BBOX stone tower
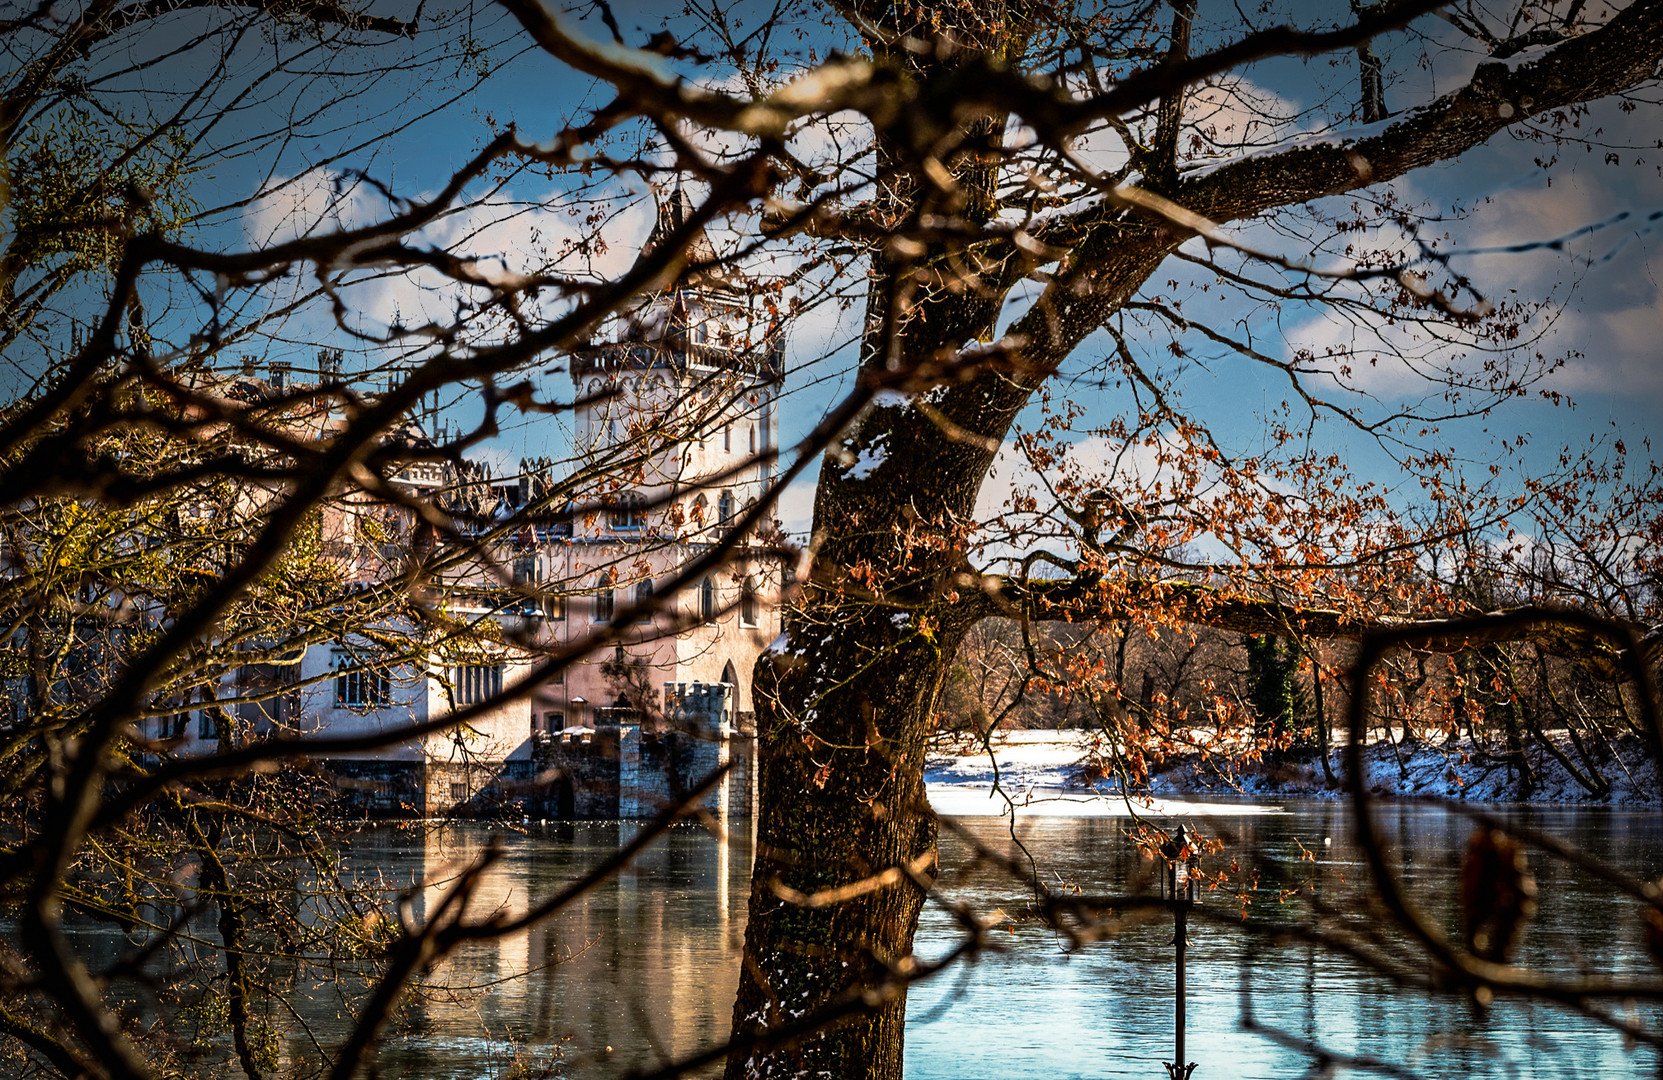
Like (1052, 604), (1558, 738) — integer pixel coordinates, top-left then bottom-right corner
(537, 183), (788, 740)
(568, 184), (784, 543)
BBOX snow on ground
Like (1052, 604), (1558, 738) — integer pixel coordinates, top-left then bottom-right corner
(1177, 734), (1663, 805)
(925, 731), (1286, 818)
(925, 729), (1660, 818)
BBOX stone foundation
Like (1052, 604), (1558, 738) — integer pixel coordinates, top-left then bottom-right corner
(318, 682), (756, 819)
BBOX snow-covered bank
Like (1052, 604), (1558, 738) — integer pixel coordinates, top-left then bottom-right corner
(925, 731), (1286, 818)
(1157, 733), (1662, 805)
(924, 730), (1660, 816)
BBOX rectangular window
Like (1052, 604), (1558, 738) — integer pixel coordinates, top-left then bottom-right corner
(198, 711), (218, 738)
(723, 425), (732, 451)
(545, 711), (565, 733)
(593, 589), (615, 622)
(544, 593), (567, 620)
(335, 651), (391, 708)
(450, 782), (469, 800)
(749, 425), (756, 453)
(454, 663), (504, 705)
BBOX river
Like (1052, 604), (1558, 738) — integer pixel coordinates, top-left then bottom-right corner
(73, 798), (1663, 1078)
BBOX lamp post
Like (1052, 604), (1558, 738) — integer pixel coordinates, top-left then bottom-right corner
(1162, 825), (1198, 1080)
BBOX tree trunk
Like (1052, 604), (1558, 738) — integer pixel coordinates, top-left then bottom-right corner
(724, 610), (957, 1078)
(724, 355), (993, 1078)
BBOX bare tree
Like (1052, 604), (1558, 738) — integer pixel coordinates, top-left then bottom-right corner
(2, 0), (1663, 1078)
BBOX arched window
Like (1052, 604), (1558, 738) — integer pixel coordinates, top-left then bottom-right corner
(593, 588), (614, 623)
(739, 577), (759, 627)
(634, 579), (654, 623)
(700, 577), (716, 623)
(691, 493), (708, 525)
(718, 490), (734, 523)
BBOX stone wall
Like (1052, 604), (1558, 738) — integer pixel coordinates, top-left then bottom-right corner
(319, 682), (755, 819)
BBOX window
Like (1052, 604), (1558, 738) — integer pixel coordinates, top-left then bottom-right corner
(609, 492), (645, 531)
(749, 425), (756, 453)
(544, 593), (567, 620)
(718, 490), (734, 523)
(739, 579), (759, 627)
(634, 579), (655, 623)
(335, 652), (391, 708)
(593, 588), (615, 623)
(513, 554), (537, 586)
(450, 782), (469, 801)
(700, 577), (716, 623)
(544, 711), (565, 733)
(159, 712), (188, 739)
(723, 425), (732, 451)
(691, 493), (708, 524)
(454, 663), (504, 705)
(198, 710), (220, 738)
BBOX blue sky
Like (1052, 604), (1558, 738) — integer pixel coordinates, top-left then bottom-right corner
(102, 0), (1662, 543)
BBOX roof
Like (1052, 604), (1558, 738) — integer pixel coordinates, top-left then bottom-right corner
(644, 182), (732, 292)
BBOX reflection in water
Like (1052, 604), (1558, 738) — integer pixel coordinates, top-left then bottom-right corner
(321, 820), (754, 1079)
(250, 803), (1659, 1078)
(909, 803), (1663, 1080)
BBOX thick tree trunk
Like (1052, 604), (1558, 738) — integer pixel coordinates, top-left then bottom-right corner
(723, 610), (956, 1078)
(724, 376), (992, 1079)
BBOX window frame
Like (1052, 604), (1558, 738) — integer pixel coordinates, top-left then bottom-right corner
(739, 578), (759, 627)
(335, 650), (392, 710)
(699, 576), (716, 623)
(453, 662), (505, 705)
(609, 491), (646, 531)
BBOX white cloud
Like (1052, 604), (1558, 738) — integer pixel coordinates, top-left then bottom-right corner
(1181, 80), (1302, 159)
(252, 176), (658, 340)
(1279, 168), (1663, 407)
(243, 168), (383, 247)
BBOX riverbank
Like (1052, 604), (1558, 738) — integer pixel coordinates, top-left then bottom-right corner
(925, 729), (1661, 805)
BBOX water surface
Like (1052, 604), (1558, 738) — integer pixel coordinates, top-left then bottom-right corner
(90, 800), (1663, 1078)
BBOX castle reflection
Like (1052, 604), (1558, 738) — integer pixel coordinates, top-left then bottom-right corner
(314, 819), (754, 1079)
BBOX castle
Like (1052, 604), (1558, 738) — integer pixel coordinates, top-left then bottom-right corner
(156, 188), (787, 818)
